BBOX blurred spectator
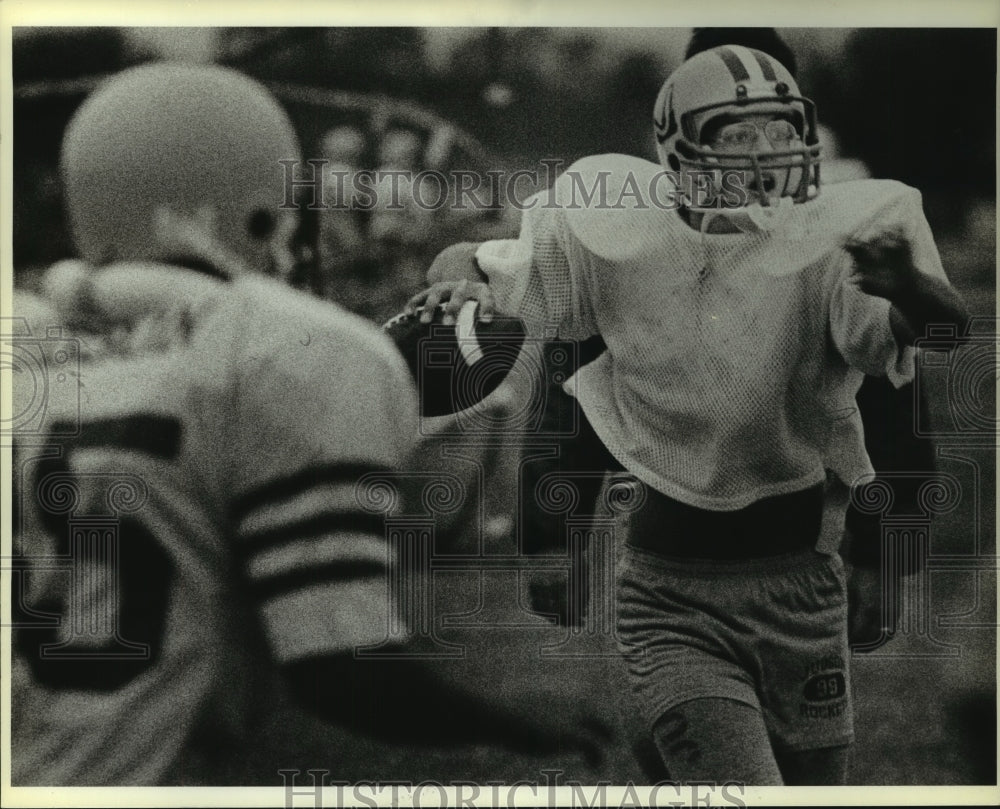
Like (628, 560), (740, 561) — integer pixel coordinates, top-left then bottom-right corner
(370, 127), (431, 249)
(315, 124), (371, 297)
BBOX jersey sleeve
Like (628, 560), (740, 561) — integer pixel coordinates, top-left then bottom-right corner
(225, 283), (419, 665)
(829, 185), (948, 387)
(474, 177), (599, 341)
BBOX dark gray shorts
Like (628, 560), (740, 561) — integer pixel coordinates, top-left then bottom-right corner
(616, 545), (853, 752)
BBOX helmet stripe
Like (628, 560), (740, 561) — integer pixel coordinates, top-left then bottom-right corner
(751, 50), (778, 81)
(654, 85), (678, 142)
(716, 47), (750, 82)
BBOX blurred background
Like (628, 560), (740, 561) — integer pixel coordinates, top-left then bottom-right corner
(13, 27), (996, 316)
(10, 26), (997, 788)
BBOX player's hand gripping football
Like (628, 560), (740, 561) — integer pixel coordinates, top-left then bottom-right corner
(406, 280), (497, 327)
(408, 242), (497, 326)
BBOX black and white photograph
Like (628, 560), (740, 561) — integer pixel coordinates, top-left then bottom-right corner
(2, 2), (997, 806)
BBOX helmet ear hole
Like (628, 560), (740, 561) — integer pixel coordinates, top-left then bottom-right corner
(667, 154), (680, 171)
(247, 209), (275, 240)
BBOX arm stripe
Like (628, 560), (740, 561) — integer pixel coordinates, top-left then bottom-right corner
(249, 560), (386, 601)
(231, 462), (390, 522)
(237, 510), (386, 557)
(51, 416), (181, 460)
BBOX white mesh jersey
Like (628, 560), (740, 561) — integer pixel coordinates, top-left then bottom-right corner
(476, 154), (950, 510)
(10, 272), (416, 785)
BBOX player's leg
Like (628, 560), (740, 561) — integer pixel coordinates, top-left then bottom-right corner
(750, 549), (854, 786)
(619, 486), (854, 786)
(616, 542), (787, 785)
(652, 697), (784, 785)
(775, 744), (850, 785)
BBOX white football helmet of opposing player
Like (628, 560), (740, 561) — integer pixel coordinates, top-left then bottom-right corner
(61, 63), (302, 278)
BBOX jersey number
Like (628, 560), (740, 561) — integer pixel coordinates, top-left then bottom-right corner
(15, 416), (180, 691)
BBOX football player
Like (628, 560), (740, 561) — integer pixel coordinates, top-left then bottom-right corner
(9, 62), (606, 785)
(408, 45), (969, 785)
(423, 27), (924, 647)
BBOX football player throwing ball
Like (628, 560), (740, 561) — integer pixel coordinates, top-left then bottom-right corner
(409, 45), (969, 786)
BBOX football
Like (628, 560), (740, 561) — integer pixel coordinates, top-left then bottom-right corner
(383, 301), (527, 417)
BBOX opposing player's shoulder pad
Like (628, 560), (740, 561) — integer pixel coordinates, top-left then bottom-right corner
(216, 279), (422, 491)
(194, 276), (416, 426)
(383, 301), (527, 417)
(235, 275), (409, 369)
(554, 153), (678, 263)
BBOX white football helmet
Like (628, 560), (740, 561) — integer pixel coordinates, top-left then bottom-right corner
(653, 45), (821, 228)
(61, 63), (302, 276)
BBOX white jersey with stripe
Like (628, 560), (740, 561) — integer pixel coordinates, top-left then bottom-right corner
(476, 154), (950, 510)
(10, 272), (417, 785)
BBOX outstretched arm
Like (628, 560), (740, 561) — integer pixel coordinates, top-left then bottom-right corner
(845, 232), (970, 346)
(415, 193), (600, 343)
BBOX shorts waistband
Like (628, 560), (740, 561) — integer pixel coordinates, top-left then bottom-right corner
(623, 544), (836, 577)
(627, 483), (824, 561)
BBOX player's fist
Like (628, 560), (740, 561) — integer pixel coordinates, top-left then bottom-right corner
(844, 229), (918, 301)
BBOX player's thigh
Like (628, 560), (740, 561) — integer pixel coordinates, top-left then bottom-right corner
(775, 744), (850, 786)
(652, 697), (783, 786)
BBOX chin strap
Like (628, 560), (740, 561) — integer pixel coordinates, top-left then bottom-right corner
(690, 195), (799, 234)
(741, 196), (796, 231)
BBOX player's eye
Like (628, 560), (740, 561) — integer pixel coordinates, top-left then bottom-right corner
(763, 120), (798, 145)
(709, 120), (801, 150)
(711, 123), (760, 149)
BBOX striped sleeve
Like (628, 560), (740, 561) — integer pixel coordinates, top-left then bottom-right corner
(231, 462), (398, 663)
(229, 292), (418, 664)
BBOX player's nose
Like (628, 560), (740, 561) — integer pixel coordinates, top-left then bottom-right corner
(754, 134), (777, 152)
